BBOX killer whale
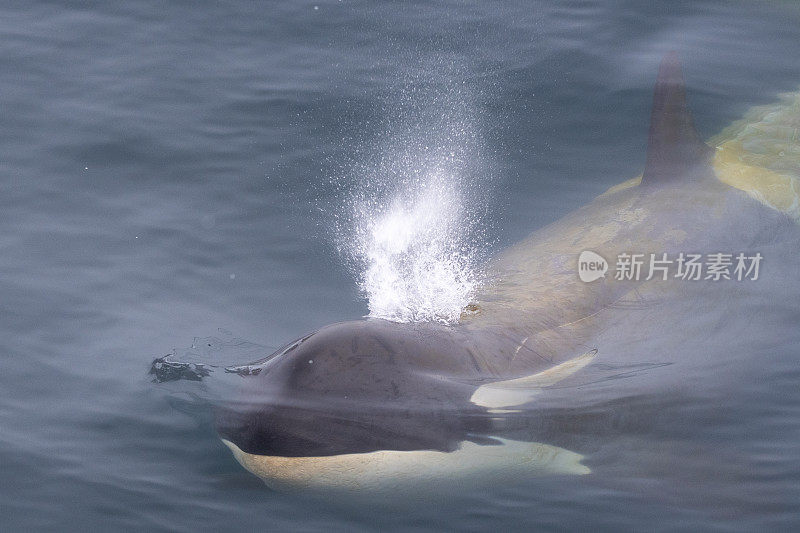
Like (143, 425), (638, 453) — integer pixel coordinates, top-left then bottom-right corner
(209, 53), (800, 491)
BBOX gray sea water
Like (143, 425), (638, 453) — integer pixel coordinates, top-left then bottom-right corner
(2, 1), (800, 531)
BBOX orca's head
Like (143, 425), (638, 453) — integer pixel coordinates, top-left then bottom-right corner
(215, 319), (489, 459)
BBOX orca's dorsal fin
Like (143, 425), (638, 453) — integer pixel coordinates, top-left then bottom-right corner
(642, 52), (713, 186)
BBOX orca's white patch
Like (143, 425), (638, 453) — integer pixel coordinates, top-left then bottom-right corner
(470, 349), (597, 410)
(221, 437), (589, 492)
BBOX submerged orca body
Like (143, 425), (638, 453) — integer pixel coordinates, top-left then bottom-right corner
(216, 54), (800, 491)
(216, 318), (596, 491)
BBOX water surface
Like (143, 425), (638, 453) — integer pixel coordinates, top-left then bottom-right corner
(2, 1), (800, 531)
